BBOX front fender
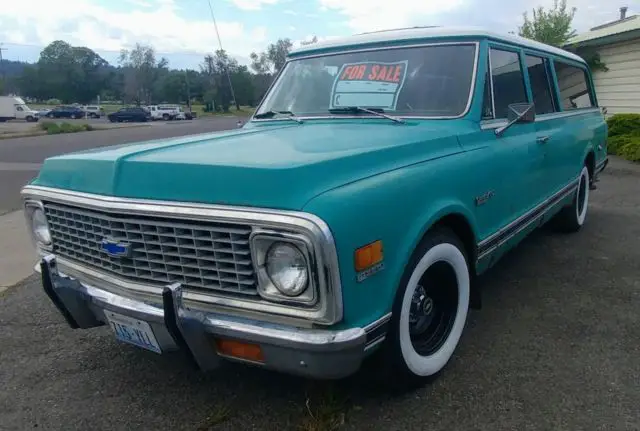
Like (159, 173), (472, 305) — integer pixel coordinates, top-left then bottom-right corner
(303, 153), (479, 330)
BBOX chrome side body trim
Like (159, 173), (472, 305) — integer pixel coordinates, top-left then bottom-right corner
(595, 157), (608, 174)
(477, 178), (579, 260)
(480, 108), (602, 130)
(363, 312), (392, 352)
(251, 42), (480, 122)
(21, 185), (343, 326)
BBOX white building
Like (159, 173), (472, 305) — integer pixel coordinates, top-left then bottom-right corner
(565, 7), (640, 115)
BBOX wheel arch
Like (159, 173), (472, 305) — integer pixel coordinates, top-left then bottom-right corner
(585, 150), (596, 183)
(403, 204), (481, 309)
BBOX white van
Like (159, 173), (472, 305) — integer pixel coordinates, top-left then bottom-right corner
(0, 96), (40, 122)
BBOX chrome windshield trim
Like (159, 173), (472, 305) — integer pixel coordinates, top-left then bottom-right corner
(251, 41), (480, 122)
(21, 185), (343, 325)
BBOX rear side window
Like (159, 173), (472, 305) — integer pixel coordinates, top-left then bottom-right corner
(525, 55), (556, 115)
(489, 48), (528, 118)
(553, 61), (594, 110)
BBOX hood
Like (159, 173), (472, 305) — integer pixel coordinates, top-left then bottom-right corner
(32, 120), (471, 210)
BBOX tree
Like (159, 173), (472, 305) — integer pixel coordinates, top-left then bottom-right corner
(119, 44), (168, 104)
(25, 41), (111, 103)
(518, 0), (577, 47)
(201, 50), (243, 112)
(249, 38), (293, 75)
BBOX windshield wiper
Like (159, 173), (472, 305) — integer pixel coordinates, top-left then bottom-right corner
(254, 110), (303, 123)
(328, 106), (405, 124)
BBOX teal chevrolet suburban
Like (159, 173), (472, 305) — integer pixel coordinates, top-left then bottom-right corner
(21, 27), (608, 388)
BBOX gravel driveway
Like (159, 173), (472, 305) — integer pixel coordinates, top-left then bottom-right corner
(0, 158), (638, 431)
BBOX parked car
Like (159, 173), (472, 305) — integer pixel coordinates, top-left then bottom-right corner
(21, 27), (608, 388)
(81, 105), (104, 119)
(0, 96), (40, 122)
(107, 107), (152, 122)
(37, 109), (51, 118)
(46, 106), (86, 119)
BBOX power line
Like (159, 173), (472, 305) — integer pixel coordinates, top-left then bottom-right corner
(206, 0), (239, 111)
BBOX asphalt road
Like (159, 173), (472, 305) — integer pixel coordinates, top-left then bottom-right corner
(0, 158), (638, 431)
(0, 116), (244, 214)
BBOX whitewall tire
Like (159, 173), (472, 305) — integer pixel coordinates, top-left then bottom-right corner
(555, 165), (590, 232)
(377, 227), (470, 388)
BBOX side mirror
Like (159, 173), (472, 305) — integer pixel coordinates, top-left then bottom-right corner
(496, 102), (535, 137)
(237, 120), (244, 128)
(601, 106), (608, 115)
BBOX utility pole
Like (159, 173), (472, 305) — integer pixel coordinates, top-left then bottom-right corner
(184, 69), (191, 111)
(0, 43), (7, 95)
(207, 0), (240, 111)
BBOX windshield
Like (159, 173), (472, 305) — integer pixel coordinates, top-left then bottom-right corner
(256, 43), (477, 119)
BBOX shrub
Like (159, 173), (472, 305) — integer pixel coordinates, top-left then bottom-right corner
(38, 121), (93, 135)
(38, 121), (60, 134)
(606, 113), (640, 137)
(616, 136), (640, 162)
(607, 134), (633, 155)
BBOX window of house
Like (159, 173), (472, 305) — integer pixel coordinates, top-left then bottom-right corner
(525, 55), (556, 115)
(553, 61), (594, 110)
(489, 48), (528, 118)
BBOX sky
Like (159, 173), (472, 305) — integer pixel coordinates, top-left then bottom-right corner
(0, 0), (638, 70)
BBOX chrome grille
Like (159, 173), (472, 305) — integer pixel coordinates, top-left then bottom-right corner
(43, 201), (257, 295)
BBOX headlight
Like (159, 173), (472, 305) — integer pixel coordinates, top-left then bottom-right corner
(251, 231), (317, 305)
(24, 202), (52, 250)
(31, 208), (52, 245)
(265, 242), (309, 296)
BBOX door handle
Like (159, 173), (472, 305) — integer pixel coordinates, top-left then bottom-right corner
(536, 136), (550, 144)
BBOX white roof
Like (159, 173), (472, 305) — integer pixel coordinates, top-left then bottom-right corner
(290, 26), (585, 64)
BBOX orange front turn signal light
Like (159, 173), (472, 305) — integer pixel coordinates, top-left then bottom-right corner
(215, 339), (264, 363)
(354, 240), (383, 272)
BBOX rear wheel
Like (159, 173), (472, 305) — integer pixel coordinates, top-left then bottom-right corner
(375, 227), (470, 390)
(553, 166), (590, 232)
(162, 113), (170, 121)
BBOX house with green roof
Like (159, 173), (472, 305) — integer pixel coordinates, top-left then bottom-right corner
(565, 7), (640, 115)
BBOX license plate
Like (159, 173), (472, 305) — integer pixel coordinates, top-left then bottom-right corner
(104, 310), (161, 354)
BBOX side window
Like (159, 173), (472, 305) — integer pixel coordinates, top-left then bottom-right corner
(525, 55), (556, 115)
(489, 48), (528, 118)
(553, 61), (594, 110)
(16, 106), (24, 112)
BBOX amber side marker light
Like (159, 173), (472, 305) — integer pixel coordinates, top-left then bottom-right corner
(215, 338), (264, 363)
(354, 240), (384, 272)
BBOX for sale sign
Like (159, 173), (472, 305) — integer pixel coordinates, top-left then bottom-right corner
(329, 61), (408, 110)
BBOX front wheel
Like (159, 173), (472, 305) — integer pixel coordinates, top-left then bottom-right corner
(553, 166), (590, 232)
(375, 227), (470, 389)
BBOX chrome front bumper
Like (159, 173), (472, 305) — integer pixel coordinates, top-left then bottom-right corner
(37, 255), (388, 379)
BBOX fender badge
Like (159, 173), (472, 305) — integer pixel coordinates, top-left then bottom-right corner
(475, 190), (495, 206)
(356, 262), (384, 283)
